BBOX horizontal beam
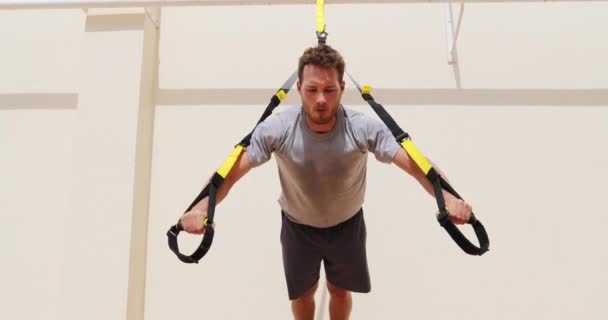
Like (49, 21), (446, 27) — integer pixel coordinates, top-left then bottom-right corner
(156, 88), (608, 106)
(0, 0), (604, 10)
(0, 93), (78, 109)
(2, 89), (606, 108)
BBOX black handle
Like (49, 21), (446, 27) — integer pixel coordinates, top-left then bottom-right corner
(434, 177), (490, 256)
(167, 182), (218, 264)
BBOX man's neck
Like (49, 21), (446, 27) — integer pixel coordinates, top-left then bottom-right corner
(305, 115), (337, 133)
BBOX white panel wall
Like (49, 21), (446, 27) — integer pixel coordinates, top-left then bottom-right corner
(148, 104), (608, 320)
(147, 3), (608, 320)
(1, 2), (607, 320)
(0, 9), (83, 320)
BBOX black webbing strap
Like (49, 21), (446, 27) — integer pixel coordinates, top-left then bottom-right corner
(237, 72), (298, 147)
(347, 72), (490, 255)
(167, 71), (298, 263)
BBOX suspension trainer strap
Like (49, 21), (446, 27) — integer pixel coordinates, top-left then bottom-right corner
(347, 72), (489, 256)
(316, 0), (328, 44)
(167, 71), (298, 263)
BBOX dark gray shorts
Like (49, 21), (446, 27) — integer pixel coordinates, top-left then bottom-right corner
(280, 208), (371, 300)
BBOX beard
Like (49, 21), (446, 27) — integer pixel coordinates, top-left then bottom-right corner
(305, 107), (337, 125)
(310, 112), (334, 124)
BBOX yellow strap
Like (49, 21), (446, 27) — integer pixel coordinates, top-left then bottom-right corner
(362, 85), (372, 94)
(217, 145), (245, 178)
(400, 139), (433, 175)
(316, 0), (325, 33)
(276, 89), (287, 102)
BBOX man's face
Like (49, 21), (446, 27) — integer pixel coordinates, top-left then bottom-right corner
(297, 64), (345, 131)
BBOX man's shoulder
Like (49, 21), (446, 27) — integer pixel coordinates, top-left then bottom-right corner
(266, 105), (300, 124)
(256, 105), (300, 137)
(342, 106), (377, 126)
(277, 105), (302, 119)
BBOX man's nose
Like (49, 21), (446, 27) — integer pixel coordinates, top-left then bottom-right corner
(316, 92), (326, 105)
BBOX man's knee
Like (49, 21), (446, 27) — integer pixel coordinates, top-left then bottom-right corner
(293, 282), (319, 303)
(327, 282), (351, 300)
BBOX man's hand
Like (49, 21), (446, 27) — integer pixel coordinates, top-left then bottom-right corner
(180, 209), (207, 234)
(444, 193), (472, 225)
(176, 150), (252, 235)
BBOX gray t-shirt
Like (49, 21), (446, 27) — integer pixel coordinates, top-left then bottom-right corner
(247, 105), (401, 227)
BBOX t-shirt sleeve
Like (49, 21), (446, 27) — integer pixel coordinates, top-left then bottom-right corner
(246, 114), (286, 167)
(354, 113), (401, 163)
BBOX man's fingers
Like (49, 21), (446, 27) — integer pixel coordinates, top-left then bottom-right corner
(450, 209), (467, 224)
(455, 200), (472, 224)
(454, 217), (466, 225)
(185, 225), (204, 235)
(464, 203), (472, 223)
(445, 198), (474, 224)
(179, 210), (208, 234)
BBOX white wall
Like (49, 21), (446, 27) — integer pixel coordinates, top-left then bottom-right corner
(148, 3), (608, 320)
(0, 2), (607, 320)
(0, 9), (83, 320)
(147, 105), (608, 320)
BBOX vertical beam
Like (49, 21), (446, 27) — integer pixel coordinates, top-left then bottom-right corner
(127, 7), (160, 320)
(445, 2), (464, 64)
(61, 7), (159, 320)
(445, 2), (457, 63)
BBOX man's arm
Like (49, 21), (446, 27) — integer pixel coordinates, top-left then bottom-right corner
(392, 148), (472, 224)
(180, 150), (253, 234)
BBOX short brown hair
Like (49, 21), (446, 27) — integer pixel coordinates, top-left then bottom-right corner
(298, 45), (345, 82)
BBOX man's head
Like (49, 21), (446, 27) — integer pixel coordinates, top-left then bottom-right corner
(297, 45), (346, 132)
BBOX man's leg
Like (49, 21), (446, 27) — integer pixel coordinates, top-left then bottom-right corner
(281, 211), (324, 318)
(327, 281), (352, 320)
(291, 282), (319, 320)
(324, 209), (370, 320)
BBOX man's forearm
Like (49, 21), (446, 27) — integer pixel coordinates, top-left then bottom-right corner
(394, 149), (451, 199)
(191, 178), (234, 213)
(190, 152), (251, 214)
(411, 167), (436, 198)
(411, 161), (451, 200)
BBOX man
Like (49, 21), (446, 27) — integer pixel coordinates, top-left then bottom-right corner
(180, 45), (472, 320)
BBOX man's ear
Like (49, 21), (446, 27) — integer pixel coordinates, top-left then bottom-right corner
(340, 80), (345, 92)
(297, 80), (302, 92)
